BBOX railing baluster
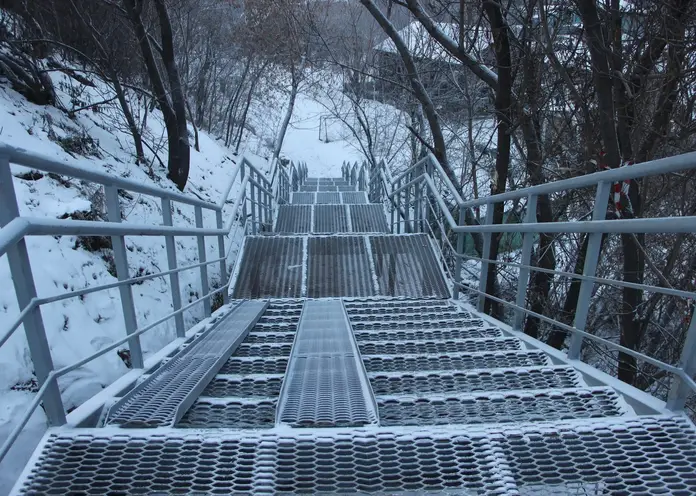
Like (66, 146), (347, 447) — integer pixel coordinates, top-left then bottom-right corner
(250, 173), (258, 235)
(567, 181), (611, 359)
(161, 198), (185, 338)
(105, 185), (144, 369)
(667, 309), (696, 411)
(477, 202), (495, 313)
(216, 209), (229, 305)
(0, 156), (66, 425)
(514, 194), (538, 331)
(195, 206), (211, 317)
(453, 205), (465, 299)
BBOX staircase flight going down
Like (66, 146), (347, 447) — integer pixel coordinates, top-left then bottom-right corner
(9, 167), (696, 495)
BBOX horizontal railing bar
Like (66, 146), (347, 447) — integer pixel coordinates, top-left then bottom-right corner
(217, 158), (244, 210)
(55, 284), (229, 378)
(454, 281), (687, 378)
(34, 256), (226, 308)
(457, 252), (696, 301)
(22, 217), (226, 238)
(0, 144), (220, 211)
(390, 155), (431, 185)
(224, 175), (249, 232)
(0, 298), (37, 349)
(0, 217), (30, 258)
(247, 177), (273, 197)
(459, 151), (696, 209)
(451, 216), (696, 234)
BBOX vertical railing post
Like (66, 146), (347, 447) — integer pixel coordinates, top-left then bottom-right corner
(396, 177), (402, 234)
(667, 309), (696, 411)
(241, 160), (248, 231)
(404, 174), (411, 233)
(250, 174), (258, 235)
(105, 185), (144, 368)
(568, 181), (611, 359)
(161, 198), (185, 338)
(216, 209), (229, 305)
(413, 162), (422, 233)
(514, 194), (538, 331)
(477, 203), (494, 313)
(453, 205), (465, 299)
(0, 156), (66, 425)
(195, 206), (212, 317)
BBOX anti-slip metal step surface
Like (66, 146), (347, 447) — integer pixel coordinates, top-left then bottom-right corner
(232, 237), (303, 299)
(353, 326), (504, 342)
(275, 204), (390, 234)
(349, 204), (389, 233)
(357, 337), (523, 355)
(306, 236), (374, 297)
(290, 191), (368, 204)
(277, 299), (378, 427)
(362, 350), (552, 372)
(275, 205), (311, 233)
(16, 416), (696, 494)
(314, 204), (348, 232)
(104, 300), (268, 427)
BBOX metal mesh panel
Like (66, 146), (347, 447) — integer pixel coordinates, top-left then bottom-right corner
(337, 185), (357, 191)
(370, 234), (450, 298)
(353, 327), (503, 342)
(315, 192), (341, 204)
(201, 375), (284, 397)
(219, 357), (289, 375)
(233, 237), (303, 299)
(368, 367), (582, 395)
(178, 399), (277, 428)
(17, 417), (696, 495)
(363, 351), (552, 372)
(316, 185), (339, 192)
(244, 331), (296, 344)
(341, 192), (368, 204)
(499, 416), (696, 495)
(275, 205), (311, 233)
(234, 343), (293, 357)
(278, 300), (378, 427)
(105, 301), (267, 427)
(358, 337), (522, 355)
(290, 192), (315, 204)
(306, 236), (374, 297)
(300, 184), (319, 192)
(313, 205), (348, 233)
(343, 298), (452, 311)
(349, 204), (389, 233)
(378, 387), (627, 426)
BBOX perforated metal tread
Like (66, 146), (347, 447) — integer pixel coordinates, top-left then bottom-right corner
(290, 191), (369, 205)
(358, 337), (522, 355)
(377, 387), (629, 426)
(368, 366), (582, 395)
(314, 204), (348, 233)
(370, 234), (451, 298)
(350, 204), (389, 233)
(177, 398), (277, 428)
(354, 327), (503, 342)
(233, 237), (303, 299)
(218, 356), (289, 375)
(277, 300), (378, 427)
(362, 350), (552, 372)
(306, 236), (374, 297)
(16, 416), (696, 495)
(201, 375), (284, 398)
(105, 301), (269, 427)
(275, 205), (311, 233)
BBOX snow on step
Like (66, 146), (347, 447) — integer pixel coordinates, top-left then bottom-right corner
(15, 416), (696, 495)
(277, 299), (378, 427)
(104, 300), (269, 428)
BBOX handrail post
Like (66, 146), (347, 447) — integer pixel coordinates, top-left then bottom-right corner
(216, 209), (229, 305)
(0, 156), (66, 425)
(477, 203), (494, 312)
(413, 164), (422, 233)
(195, 206), (211, 317)
(453, 205), (466, 299)
(568, 181), (611, 359)
(241, 160), (248, 231)
(667, 309), (696, 411)
(105, 185), (144, 368)
(161, 198), (185, 338)
(250, 173), (258, 235)
(514, 194), (538, 330)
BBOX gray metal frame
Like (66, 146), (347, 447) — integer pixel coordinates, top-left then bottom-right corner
(363, 150), (696, 413)
(0, 143), (302, 465)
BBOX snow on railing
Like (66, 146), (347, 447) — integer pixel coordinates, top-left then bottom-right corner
(0, 143), (300, 465)
(366, 150), (696, 413)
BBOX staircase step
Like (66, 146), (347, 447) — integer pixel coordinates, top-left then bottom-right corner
(201, 374), (284, 398)
(316, 192), (341, 203)
(314, 204), (348, 232)
(353, 326), (503, 341)
(277, 300), (378, 427)
(343, 298), (453, 310)
(358, 337), (523, 355)
(351, 318), (487, 332)
(234, 342), (293, 357)
(349, 204), (389, 233)
(232, 237), (304, 299)
(306, 236), (375, 297)
(244, 331), (296, 344)
(370, 234), (450, 298)
(377, 387), (629, 426)
(363, 350), (552, 372)
(17, 417), (696, 494)
(275, 205), (311, 233)
(177, 397), (277, 428)
(341, 191), (368, 204)
(219, 356), (289, 375)
(104, 300), (268, 428)
(367, 366), (582, 395)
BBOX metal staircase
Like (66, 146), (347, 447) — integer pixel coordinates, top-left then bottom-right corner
(3, 146), (696, 494)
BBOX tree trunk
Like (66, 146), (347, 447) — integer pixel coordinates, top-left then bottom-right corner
(274, 68), (299, 160)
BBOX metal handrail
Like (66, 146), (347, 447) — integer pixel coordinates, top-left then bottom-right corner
(0, 140), (288, 468)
